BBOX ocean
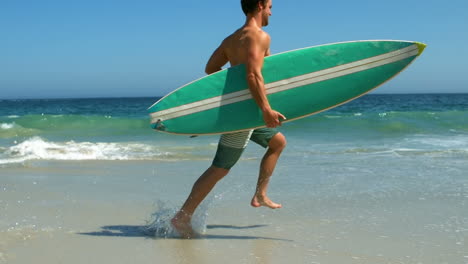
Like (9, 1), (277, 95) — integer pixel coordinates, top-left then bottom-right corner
(1, 94), (468, 263)
(1, 94), (467, 165)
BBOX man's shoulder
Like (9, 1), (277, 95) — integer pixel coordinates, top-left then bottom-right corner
(254, 29), (270, 48)
(241, 26), (270, 44)
(258, 30), (270, 42)
(220, 26), (270, 50)
(246, 26), (269, 38)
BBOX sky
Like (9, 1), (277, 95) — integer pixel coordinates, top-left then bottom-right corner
(1, 0), (467, 99)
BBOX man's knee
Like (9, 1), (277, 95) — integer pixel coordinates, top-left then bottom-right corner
(208, 165), (230, 181)
(269, 133), (286, 151)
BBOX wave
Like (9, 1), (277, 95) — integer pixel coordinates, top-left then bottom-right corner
(296, 146), (468, 158)
(0, 115), (150, 139)
(0, 137), (214, 165)
(1, 133), (467, 166)
(2, 110), (467, 138)
(285, 110), (468, 136)
(0, 122), (41, 138)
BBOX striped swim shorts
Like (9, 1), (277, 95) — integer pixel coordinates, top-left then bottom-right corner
(212, 128), (278, 170)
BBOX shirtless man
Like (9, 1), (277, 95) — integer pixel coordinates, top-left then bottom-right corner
(171, 0), (286, 238)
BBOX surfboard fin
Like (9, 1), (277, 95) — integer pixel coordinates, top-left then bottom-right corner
(155, 119), (166, 131)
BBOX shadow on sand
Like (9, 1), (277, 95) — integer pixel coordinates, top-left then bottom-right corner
(78, 224), (292, 241)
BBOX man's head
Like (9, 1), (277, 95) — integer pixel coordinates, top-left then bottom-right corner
(241, 0), (272, 26)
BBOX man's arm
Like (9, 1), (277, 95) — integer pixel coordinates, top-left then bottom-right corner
(205, 44), (229, 75)
(245, 32), (285, 128)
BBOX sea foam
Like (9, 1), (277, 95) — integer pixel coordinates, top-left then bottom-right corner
(0, 137), (180, 164)
(0, 123), (14, 130)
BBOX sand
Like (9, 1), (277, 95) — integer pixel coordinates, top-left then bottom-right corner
(1, 160), (467, 263)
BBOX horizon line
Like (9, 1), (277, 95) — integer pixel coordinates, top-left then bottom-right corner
(1, 92), (467, 101)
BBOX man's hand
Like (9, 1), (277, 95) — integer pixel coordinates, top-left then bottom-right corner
(262, 109), (286, 128)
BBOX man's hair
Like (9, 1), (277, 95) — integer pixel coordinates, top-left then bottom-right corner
(241, 0), (267, 15)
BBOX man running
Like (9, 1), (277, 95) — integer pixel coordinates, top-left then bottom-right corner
(171, 0), (286, 238)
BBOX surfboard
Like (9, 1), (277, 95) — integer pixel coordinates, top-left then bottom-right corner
(148, 40), (426, 135)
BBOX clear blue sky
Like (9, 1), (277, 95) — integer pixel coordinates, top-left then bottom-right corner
(1, 0), (467, 99)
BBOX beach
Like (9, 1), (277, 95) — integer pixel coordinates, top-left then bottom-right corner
(1, 94), (468, 263)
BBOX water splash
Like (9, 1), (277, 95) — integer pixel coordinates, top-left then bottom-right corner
(145, 200), (210, 238)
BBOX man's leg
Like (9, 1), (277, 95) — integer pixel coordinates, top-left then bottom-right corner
(171, 130), (252, 238)
(171, 165), (229, 239)
(251, 132), (286, 209)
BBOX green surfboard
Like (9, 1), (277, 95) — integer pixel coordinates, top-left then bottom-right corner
(148, 40), (426, 135)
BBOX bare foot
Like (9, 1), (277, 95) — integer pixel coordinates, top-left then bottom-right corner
(251, 195), (282, 209)
(171, 212), (196, 239)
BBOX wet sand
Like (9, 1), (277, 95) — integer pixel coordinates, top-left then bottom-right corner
(1, 160), (467, 263)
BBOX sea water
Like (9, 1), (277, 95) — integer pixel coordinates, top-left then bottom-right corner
(1, 94), (468, 263)
(1, 94), (467, 166)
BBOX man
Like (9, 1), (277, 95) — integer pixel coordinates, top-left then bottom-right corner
(171, 0), (286, 238)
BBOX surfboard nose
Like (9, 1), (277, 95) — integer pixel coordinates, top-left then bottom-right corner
(415, 42), (427, 56)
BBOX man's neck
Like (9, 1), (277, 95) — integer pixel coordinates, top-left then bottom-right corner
(244, 14), (263, 29)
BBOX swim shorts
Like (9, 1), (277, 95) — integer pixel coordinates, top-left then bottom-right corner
(212, 128), (278, 170)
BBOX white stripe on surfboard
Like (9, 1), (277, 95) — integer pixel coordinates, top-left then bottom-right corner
(150, 44), (419, 124)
